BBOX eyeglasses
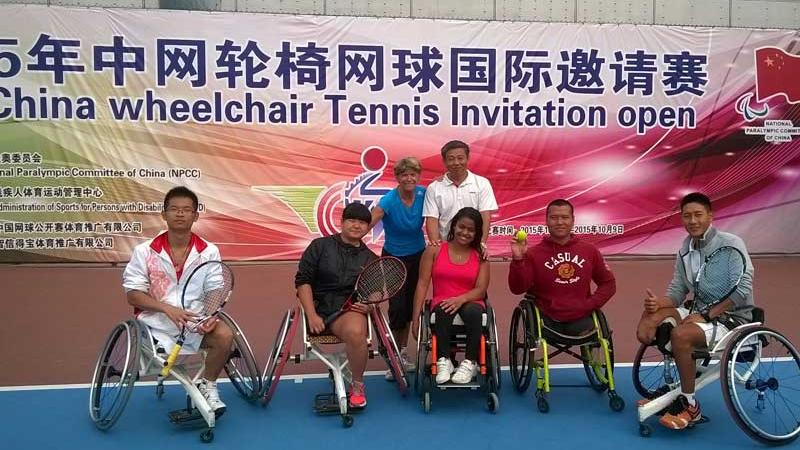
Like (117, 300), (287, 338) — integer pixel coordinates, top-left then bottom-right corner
(165, 207), (196, 214)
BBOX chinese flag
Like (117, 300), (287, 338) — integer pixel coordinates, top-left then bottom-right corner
(755, 47), (800, 104)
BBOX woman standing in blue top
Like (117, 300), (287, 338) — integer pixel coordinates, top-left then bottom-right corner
(370, 156), (426, 380)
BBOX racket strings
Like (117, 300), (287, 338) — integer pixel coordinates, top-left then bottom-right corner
(185, 263), (234, 331)
(356, 258), (406, 303)
(697, 248), (745, 303)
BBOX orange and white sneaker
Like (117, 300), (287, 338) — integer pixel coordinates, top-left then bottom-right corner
(659, 395), (702, 430)
(349, 381), (367, 408)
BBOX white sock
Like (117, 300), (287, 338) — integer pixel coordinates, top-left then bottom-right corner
(681, 392), (696, 406)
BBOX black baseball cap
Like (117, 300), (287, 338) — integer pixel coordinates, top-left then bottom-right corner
(342, 202), (372, 223)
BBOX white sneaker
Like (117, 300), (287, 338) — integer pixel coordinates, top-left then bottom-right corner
(435, 357), (454, 384)
(197, 378), (226, 416)
(451, 359), (478, 384)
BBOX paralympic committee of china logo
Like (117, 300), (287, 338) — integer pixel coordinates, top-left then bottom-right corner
(735, 46), (800, 142)
(251, 146), (391, 241)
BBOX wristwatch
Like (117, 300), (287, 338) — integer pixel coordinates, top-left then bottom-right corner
(701, 311), (712, 322)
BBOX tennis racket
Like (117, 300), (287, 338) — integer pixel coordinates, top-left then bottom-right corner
(690, 245), (746, 315)
(323, 256), (407, 327)
(159, 260), (235, 378)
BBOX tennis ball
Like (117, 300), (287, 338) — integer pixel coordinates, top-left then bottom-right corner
(515, 230), (527, 241)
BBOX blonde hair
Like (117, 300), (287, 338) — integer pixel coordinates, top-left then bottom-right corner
(393, 157), (422, 177)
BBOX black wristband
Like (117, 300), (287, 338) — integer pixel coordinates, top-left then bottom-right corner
(701, 311), (712, 322)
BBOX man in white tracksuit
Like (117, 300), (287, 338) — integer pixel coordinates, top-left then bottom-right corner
(123, 186), (233, 415)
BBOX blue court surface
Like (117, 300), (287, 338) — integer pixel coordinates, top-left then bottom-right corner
(2, 367), (794, 450)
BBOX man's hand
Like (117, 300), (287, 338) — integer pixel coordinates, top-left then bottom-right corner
(644, 288), (660, 314)
(163, 304), (198, 329)
(307, 312), (326, 334)
(350, 302), (372, 315)
(440, 297), (466, 315)
(195, 317), (220, 334)
(510, 237), (527, 260)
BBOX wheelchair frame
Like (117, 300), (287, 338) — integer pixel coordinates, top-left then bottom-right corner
(88, 311), (260, 443)
(633, 309), (800, 445)
(508, 296), (624, 413)
(261, 305), (408, 428)
(415, 299), (502, 414)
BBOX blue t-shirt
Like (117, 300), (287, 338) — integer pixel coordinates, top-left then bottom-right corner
(378, 186), (426, 257)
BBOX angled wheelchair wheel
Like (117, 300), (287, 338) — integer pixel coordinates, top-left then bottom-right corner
(509, 302), (534, 393)
(632, 343), (679, 399)
(486, 305), (502, 391)
(721, 326), (800, 445)
(414, 308), (431, 395)
(261, 307), (300, 406)
(582, 312), (613, 392)
(218, 311), (261, 401)
(89, 320), (140, 431)
(582, 339), (614, 393)
(372, 308), (409, 396)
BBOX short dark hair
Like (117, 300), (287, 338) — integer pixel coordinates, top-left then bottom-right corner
(546, 199), (574, 216)
(680, 192), (712, 211)
(163, 186), (199, 211)
(342, 202), (372, 224)
(446, 207), (483, 251)
(440, 140), (470, 159)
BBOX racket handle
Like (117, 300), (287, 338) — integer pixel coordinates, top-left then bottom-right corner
(159, 343), (182, 377)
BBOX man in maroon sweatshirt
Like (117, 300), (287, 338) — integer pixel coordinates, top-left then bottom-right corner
(508, 199), (616, 335)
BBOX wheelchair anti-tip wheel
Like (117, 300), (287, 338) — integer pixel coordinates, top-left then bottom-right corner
(89, 319), (140, 430)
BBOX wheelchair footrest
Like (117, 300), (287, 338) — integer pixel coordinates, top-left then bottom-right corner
(168, 408), (206, 426)
(313, 393), (363, 415)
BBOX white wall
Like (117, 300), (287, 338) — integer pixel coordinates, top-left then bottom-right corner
(1, 0), (798, 28)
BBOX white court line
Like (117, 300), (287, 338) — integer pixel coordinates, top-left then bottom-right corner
(0, 364), (608, 392)
(2, 358), (794, 392)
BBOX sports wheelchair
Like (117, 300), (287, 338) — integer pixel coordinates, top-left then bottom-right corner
(508, 295), (624, 413)
(633, 307), (800, 444)
(88, 311), (260, 443)
(261, 305), (408, 427)
(415, 299), (501, 413)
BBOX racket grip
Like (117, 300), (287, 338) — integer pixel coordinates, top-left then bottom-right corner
(159, 343), (182, 377)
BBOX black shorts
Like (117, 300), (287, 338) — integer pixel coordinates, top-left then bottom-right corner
(382, 248), (423, 331)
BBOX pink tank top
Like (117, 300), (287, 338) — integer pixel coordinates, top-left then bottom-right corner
(431, 242), (485, 310)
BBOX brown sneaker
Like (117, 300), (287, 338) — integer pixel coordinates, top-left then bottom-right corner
(659, 395), (701, 429)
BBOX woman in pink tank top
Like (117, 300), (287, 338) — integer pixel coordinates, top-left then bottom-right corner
(412, 207), (490, 385)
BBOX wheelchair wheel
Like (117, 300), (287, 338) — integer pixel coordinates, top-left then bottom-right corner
(632, 343), (678, 399)
(509, 301), (534, 393)
(415, 305), (431, 395)
(486, 305), (502, 392)
(582, 312), (613, 392)
(89, 320), (140, 431)
(721, 326), (800, 445)
(219, 311), (261, 401)
(581, 344), (608, 392)
(372, 308), (409, 396)
(261, 307), (300, 406)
